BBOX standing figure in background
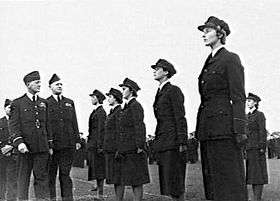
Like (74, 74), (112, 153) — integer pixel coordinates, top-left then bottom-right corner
(151, 59), (188, 201)
(187, 132), (199, 164)
(87, 90), (106, 201)
(245, 93), (268, 201)
(116, 78), (150, 201)
(103, 88), (122, 201)
(196, 16), (248, 201)
(0, 99), (17, 201)
(47, 74), (81, 201)
(9, 71), (53, 201)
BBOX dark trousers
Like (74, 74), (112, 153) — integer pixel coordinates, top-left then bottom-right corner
(157, 150), (186, 198)
(17, 152), (49, 201)
(200, 139), (248, 201)
(49, 148), (75, 201)
(0, 156), (17, 201)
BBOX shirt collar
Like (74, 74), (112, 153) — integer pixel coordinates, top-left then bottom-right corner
(212, 45), (224, 57)
(26, 92), (38, 101)
(5, 115), (9, 120)
(247, 107), (256, 114)
(52, 94), (62, 102)
(92, 103), (101, 110)
(159, 80), (170, 90)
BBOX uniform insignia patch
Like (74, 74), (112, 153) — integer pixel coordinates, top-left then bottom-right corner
(65, 103), (72, 107)
(39, 102), (46, 108)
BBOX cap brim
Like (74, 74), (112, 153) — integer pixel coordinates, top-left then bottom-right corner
(198, 24), (216, 31)
(151, 65), (157, 69)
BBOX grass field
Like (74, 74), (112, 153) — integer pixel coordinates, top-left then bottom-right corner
(26, 158), (280, 200)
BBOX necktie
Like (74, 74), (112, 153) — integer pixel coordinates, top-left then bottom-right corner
(32, 95), (36, 102)
(57, 95), (61, 102)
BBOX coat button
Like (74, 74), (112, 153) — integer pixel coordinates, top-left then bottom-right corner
(35, 112), (39, 115)
(204, 69), (208, 72)
(201, 80), (205, 84)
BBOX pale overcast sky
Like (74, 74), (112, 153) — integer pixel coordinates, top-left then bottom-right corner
(0, 0), (279, 135)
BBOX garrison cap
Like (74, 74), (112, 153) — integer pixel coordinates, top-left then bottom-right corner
(106, 88), (123, 104)
(49, 74), (61, 85)
(247, 93), (261, 102)
(23, 71), (40, 85)
(119, 78), (140, 92)
(89, 89), (106, 102)
(198, 16), (231, 36)
(151, 59), (176, 77)
(4, 99), (12, 107)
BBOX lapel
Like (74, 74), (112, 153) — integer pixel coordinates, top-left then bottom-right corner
(23, 94), (35, 107)
(153, 82), (171, 106)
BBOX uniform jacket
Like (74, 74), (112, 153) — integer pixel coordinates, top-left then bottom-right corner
(87, 106), (106, 150)
(47, 96), (80, 150)
(9, 94), (53, 153)
(196, 47), (246, 141)
(117, 98), (146, 153)
(0, 116), (12, 158)
(246, 110), (266, 150)
(152, 82), (188, 152)
(103, 105), (121, 153)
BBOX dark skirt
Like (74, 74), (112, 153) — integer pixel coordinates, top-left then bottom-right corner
(88, 150), (105, 180)
(118, 152), (150, 186)
(246, 149), (268, 184)
(157, 150), (187, 198)
(105, 153), (121, 184)
(200, 139), (248, 201)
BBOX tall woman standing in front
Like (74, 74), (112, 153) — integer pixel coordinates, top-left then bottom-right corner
(246, 93), (268, 201)
(196, 16), (248, 201)
(116, 78), (150, 201)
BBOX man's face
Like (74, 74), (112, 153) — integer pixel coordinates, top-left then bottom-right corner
(4, 105), (11, 116)
(91, 95), (98, 105)
(153, 67), (168, 81)
(246, 99), (256, 108)
(107, 94), (116, 106)
(122, 86), (131, 100)
(50, 81), (63, 95)
(27, 80), (41, 94)
(202, 27), (219, 47)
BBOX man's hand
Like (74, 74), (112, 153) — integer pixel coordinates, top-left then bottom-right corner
(49, 148), (53, 155)
(18, 143), (28, 153)
(235, 134), (248, 146)
(1, 145), (13, 155)
(137, 148), (143, 154)
(179, 145), (188, 152)
(76, 143), (81, 150)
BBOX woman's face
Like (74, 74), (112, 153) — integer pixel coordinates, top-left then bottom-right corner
(246, 99), (257, 108)
(107, 94), (116, 106)
(122, 86), (132, 100)
(202, 27), (219, 47)
(91, 95), (99, 105)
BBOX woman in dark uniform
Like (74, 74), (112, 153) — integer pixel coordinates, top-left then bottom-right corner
(116, 78), (150, 201)
(103, 88), (123, 200)
(87, 90), (107, 201)
(246, 93), (268, 201)
(196, 16), (248, 201)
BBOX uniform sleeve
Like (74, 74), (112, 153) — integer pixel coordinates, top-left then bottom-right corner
(46, 101), (54, 148)
(9, 101), (24, 147)
(257, 112), (267, 149)
(71, 101), (80, 144)
(96, 110), (106, 149)
(131, 103), (146, 149)
(170, 86), (188, 145)
(226, 54), (246, 135)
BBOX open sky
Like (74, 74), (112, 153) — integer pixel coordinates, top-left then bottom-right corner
(0, 0), (279, 136)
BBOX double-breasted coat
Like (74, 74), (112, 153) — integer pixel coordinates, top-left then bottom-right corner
(117, 98), (150, 186)
(103, 105), (121, 184)
(196, 47), (247, 201)
(9, 94), (52, 200)
(152, 82), (188, 197)
(87, 105), (106, 180)
(246, 110), (268, 184)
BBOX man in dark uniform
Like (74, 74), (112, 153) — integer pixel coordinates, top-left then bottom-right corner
(47, 74), (81, 201)
(151, 59), (188, 201)
(186, 132), (199, 164)
(196, 16), (248, 201)
(9, 71), (53, 201)
(0, 99), (17, 201)
(87, 90), (106, 201)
